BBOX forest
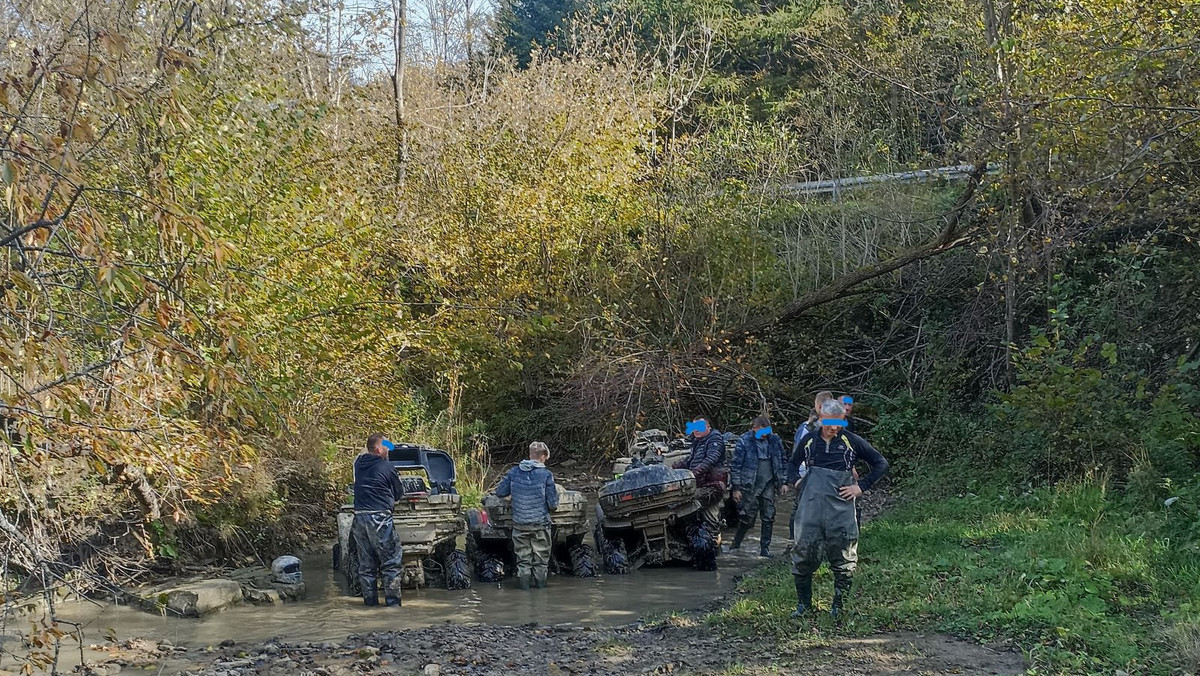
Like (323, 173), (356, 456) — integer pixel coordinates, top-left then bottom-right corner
(0, 0), (1197, 672)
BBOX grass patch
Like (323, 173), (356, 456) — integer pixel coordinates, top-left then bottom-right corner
(593, 637), (633, 656)
(709, 479), (1200, 675)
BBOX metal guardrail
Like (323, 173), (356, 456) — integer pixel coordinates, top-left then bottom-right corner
(779, 164), (991, 196)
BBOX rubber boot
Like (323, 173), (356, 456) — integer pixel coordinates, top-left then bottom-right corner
(516, 574), (531, 590)
(385, 594), (402, 607)
(831, 576), (852, 620)
(533, 574), (547, 589)
(731, 521), (752, 550)
(759, 520), (774, 558)
(790, 574), (812, 618)
(362, 582), (379, 607)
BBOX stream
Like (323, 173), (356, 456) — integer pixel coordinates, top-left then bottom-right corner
(2, 519), (791, 674)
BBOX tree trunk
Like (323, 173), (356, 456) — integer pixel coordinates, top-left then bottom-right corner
(391, 0), (408, 189)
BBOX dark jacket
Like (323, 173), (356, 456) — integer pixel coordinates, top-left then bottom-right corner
(731, 431), (786, 491)
(685, 430), (726, 475)
(789, 421), (818, 482)
(495, 460), (559, 526)
(788, 419), (858, 483)
(796, 430), (889, 492)
(353, 453), (405, 513)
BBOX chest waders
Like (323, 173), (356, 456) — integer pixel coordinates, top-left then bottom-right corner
(788, 466), (859, 618)
(352, 511), (405, 607)
(732, 456), (778, 557)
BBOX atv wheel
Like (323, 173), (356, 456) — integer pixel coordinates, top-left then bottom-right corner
(341, 535), (363, 596)
(474, 548), (506, 582)
(570, 543), (596, 578)
(444, 549), (472, 590)
(595, 525), (629, 575)
(689, 522), (718, 572)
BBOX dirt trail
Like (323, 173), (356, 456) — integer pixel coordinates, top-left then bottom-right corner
(74, 616), (1024, 676)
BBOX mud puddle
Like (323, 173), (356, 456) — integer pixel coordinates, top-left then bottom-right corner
(3, 519), (787, 674)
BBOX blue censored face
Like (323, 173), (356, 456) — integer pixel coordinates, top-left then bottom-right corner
(382, 440), (395, 451)
(685, 420), (708, 435)
(820, 419), (848, 427)
(841, 396), (854, 405)
(755, 426), (772, 439)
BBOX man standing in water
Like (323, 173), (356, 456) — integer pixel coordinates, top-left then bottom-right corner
(496, 441), (559, 589)
(352, 434), (406, 607)
(791, 399), (888, 619)
(731, 416), (787, 557)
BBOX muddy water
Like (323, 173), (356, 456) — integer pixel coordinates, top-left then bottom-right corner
(46, 519), (791, 651)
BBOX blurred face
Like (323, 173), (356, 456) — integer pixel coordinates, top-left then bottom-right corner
(687, 419), (710, 438)
(371, 441), (387, 458)
(844, 403), (853, 415)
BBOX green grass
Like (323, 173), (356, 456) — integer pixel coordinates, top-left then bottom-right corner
(709, 479), (1200, 675)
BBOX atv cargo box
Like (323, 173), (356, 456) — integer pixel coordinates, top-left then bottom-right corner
(468, 485), (595, 581)
(599, 463), (696, 520)
(482, 485), (589, 531)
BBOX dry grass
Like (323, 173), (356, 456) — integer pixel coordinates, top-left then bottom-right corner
(1171, 619), (1200, 672)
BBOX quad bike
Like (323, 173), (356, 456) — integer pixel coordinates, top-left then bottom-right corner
(333, 443), (472, 592)
(594, 430), (729, 574)
(465, 485), (595, 582)
(610, 429), (741, 536)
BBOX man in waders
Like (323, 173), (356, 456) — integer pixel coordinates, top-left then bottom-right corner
(731, 416), (787, 557)
(791, 399), (888, 619)
(678, 417), (728, 529)
(787, 391), (834, 540)
(495, 441), (559, 589)
(352, 434), (406, 606)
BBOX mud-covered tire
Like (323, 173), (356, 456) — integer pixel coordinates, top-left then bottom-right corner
(689, 522), (718, 572)
(595, 526), (629, 575)
(342, 536), (362, 596)
(474, 548), (507, 582)
(603, 538), (629, 575)
(570, 543), (596, 578)
(332, 542), (341, 570)
(444, 549), (472, 590)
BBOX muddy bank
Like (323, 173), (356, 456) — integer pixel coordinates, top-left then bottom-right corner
(76, 616), (1025, 676)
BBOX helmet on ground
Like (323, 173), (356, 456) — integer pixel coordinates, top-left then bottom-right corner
(271, 555), (302, 584)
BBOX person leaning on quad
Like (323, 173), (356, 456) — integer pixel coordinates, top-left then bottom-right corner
(352, 433), (406, 607)
(495, 441), (559, 590)
(676, 416), (728, 530)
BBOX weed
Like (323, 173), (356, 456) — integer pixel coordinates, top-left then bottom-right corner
(710, 478), (1200, 675)
(1170, 619), (1200, 673)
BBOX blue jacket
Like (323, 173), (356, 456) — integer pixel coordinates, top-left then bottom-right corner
(685, 429), (726, 475)
(731, 431), (786, 491)
(353, 453), (405, 512)
(495, 460), (559, 526)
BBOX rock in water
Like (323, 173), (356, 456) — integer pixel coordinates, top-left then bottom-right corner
(163, 580), (244, 617)
(423, 665), (441, 676)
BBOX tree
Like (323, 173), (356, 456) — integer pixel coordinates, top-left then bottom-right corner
(493, 0), (585, 67)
